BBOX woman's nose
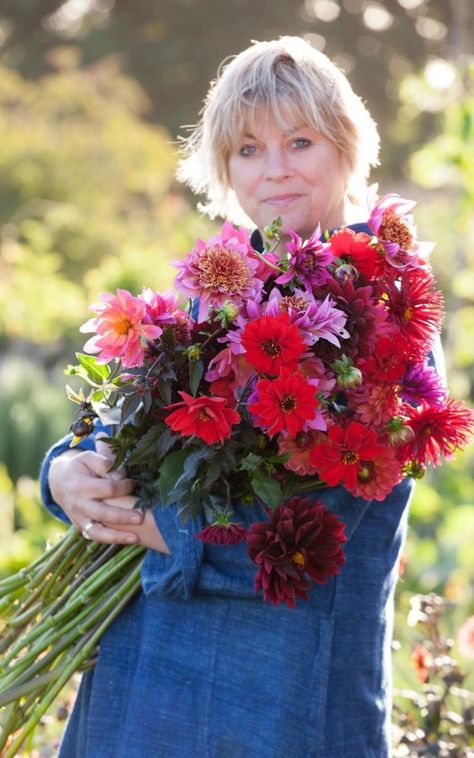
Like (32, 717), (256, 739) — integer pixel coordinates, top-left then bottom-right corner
(263, 149), (291, 181)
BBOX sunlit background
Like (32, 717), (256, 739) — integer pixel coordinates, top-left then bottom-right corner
(1, 1), (473, 754)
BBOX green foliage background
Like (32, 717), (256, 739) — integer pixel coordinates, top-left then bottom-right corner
(0, 1), (473, 752)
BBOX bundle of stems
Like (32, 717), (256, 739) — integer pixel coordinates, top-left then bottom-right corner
(0, 527), (144, 757)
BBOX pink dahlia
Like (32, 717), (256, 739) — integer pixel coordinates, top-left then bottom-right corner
(275, 226), (334, 290)
(348, 382), (401, 430)
(266, 287), (349, 348)
(367, 193), (434, 271)
(349, 447), (402, 501)
(173, 221), (263, 322)
(140, 288), (189, 327)
(247, 496), (347, 607)
(277, 430), (325, 476)
(80, 289), (163, 368)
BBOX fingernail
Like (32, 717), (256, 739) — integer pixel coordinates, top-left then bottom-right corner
(126, 535), (137, 543)
(131, 515), (143, 524)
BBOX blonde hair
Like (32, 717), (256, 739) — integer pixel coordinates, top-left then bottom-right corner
(177, 36), (380, 225)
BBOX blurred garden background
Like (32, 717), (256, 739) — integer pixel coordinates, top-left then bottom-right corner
(0, 0), (474, 754)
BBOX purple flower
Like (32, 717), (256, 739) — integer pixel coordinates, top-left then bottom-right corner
(275, 226), (334, 290)
(401, 363), (447, 407)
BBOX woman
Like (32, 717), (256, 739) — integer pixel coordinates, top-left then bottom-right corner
(41, 37), (416, 757)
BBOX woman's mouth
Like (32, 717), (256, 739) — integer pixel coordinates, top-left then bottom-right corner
(263, 194), (303, 207)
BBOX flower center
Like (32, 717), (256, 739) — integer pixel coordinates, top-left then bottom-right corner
(262, 339), (281, 357)
(301, 253), (317, 273)
(197, 245), (252, 294)
(357, 461), (375, 481)
(403, 307), (414, 321)
(280, 395), (297, 413)
(116, 317), (133, 336)
(280, 295), (309, 314)
(342, 450), (359, 465)
(378, 213), (414, 251)
(295, 431), (313, 449)
(198, 409), (211, 422)
(291, 549), (306, 567)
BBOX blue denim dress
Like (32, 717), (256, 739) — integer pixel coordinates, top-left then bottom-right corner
(41, 432), (414, 758)
(39, 222), (425, 757)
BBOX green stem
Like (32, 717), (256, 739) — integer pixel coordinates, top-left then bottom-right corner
(2, 565), (141, 758)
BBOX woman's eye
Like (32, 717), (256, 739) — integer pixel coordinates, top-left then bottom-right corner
(293, 138), (311, 149)
(239, 144), (257, 156)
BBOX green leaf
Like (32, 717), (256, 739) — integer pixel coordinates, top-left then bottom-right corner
(251, 468), (282, 510)
(120, 393), (143, 426)
(158, 449), (190, 505)
(126, 424), (167, 466)
(189, 360), (204, 397)
(239, 452), (263, 472)
(76, 353), (111, 383)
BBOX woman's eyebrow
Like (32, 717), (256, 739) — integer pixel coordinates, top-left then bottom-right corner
(242, 125), (305, 139)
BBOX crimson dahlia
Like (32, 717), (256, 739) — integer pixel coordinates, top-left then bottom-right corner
(247, 496), (347, 607)
(309, 421), (385, 491)
(248, 369), (322, 437)
(241, 313), (306, 375)
(165, 392), (240, 445)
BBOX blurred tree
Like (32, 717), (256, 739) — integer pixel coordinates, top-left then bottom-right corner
(0, 1), (473, 184)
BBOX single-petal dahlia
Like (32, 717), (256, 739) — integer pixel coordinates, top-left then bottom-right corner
(401, 399), (474, 466)
(173, 221), (263, 322)
(247, 496), (347, 607)
(248, 369), (323, 438)
(80, 289), (163, 368)
(241, 313), (306, 375)
(275, 226), (334, 290)
(164, 392), (241, 445)
(309, 421), (386, 490)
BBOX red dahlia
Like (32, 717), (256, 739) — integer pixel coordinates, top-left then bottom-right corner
(329, 228), (378, 280)
(247, 496), (347, 607)
(241, 313), (306, 375)
(401, 399), (474, 466)
(165, 392), (240, 444)
(309, 421), (385, 491)
(195, 522), (248, 545)
(248, 369), (320, 437)
(383, 270), (444, 358)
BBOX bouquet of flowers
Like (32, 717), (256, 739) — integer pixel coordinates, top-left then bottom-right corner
(1, 193), (473, 755)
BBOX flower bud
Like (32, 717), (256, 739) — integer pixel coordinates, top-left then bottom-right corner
(386, 416), (415, 446)
(186, 344), (201, 361)
(403, 461), (426, 479)
(336, 366), (363, 390)
(219, 301), (240, 321)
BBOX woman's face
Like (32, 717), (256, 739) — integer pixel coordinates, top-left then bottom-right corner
(227, 108), (349, 239)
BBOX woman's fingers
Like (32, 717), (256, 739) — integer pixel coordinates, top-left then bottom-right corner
(87, 498), (143, 526)
(80, 518), (139, 545)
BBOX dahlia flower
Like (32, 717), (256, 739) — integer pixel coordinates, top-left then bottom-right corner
(275, 226), (334, 290)
(164, 392), (240, 445)
(247, 496), (347, 607)
(241, 313), (306, 376)
(309, 421), (385, 491)
(248, 369), (325, 438)
(401, 399), (474, 466)
(173, 221), (263, 322)
(80, 289), (163, 368)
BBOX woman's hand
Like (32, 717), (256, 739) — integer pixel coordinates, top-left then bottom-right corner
(48, 441), (143, 545)
(102, 495), (171, 554)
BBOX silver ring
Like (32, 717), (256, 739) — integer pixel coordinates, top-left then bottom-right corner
(81, 520), (95, 540)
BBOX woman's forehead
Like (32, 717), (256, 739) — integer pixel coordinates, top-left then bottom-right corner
(233, 101), (309, 138)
